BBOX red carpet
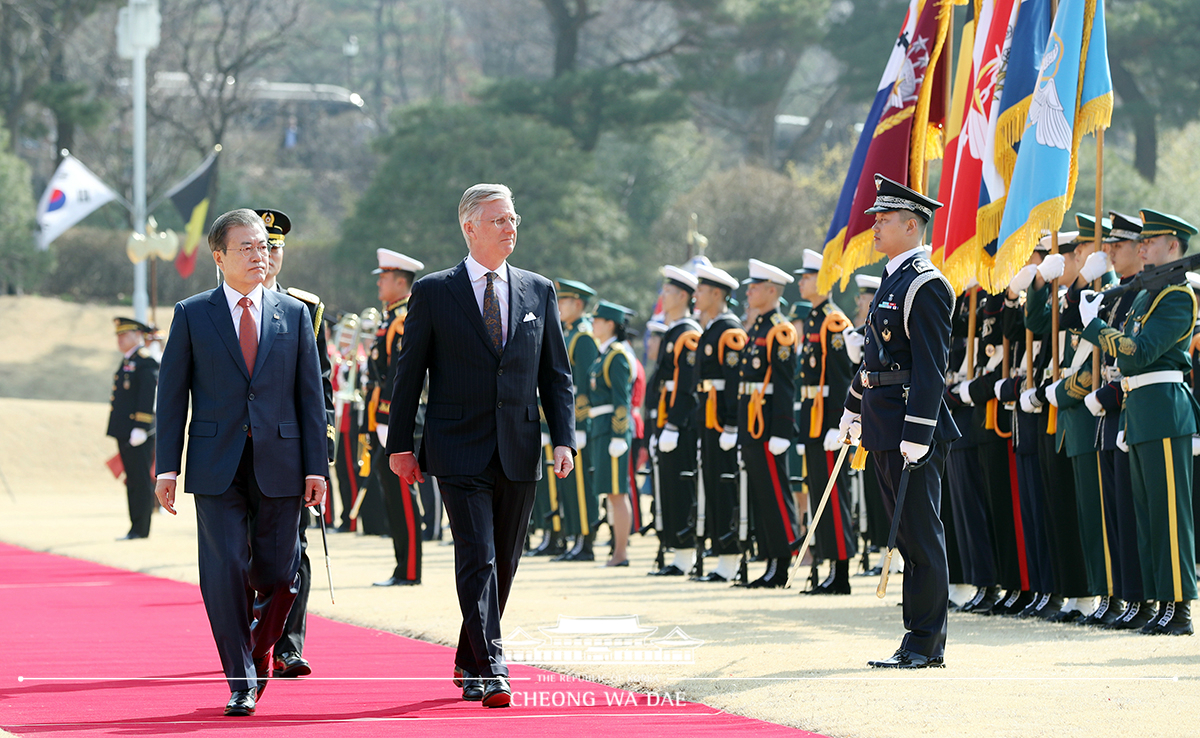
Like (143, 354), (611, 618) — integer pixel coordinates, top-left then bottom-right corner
(0, 543), (823, 737)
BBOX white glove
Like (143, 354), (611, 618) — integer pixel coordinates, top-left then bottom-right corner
(1116, 430), (1128, 453)
(900, 441), (929, 463)
(608, 438), (629, 458)
(1037, 253), (1066, 282)
(575, 429), (588, 450)
(1079, 250), (1110, 282)
(823, 428), (841, 452)
(768, 436), (790, 456)
(1078, 290), (1104, 326)
(843, 328), (865, 364)
(718, 426), (738, 451)
(129, 428), (148, 447)
(376, 424), (389, 447)
(541, 432), (552, 446)
(1019, 387), (1042, 413)
(1084, 390), (1106, 417)
(1045, 378), (1063, 407)
(658, 427), (679, 453)
(1192, 436), (1200, 457)
(837, 408), (861, 445)
(1008, 263), (1039, 293)
(993, 378), (1008, 400)
(795, 443), (806, 456)
(955, 381), (973, 406)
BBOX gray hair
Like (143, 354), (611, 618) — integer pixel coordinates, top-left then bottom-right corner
(458, 183), (513, 246)
(208, 208), (266, 253)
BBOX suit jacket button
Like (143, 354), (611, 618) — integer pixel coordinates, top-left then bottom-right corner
(497, 401), (504, 408)
(248, 393), (255, 401)
(497, 369), (504, 375)
(242, 424), (249, 432)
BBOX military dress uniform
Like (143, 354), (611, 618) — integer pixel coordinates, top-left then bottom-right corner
(1081, 209), (1199, 634)
(737, 259), (799, 588)
(554, 283), (600, 561)
(587, 307), (635, 501)
(107, 318), (159, 540)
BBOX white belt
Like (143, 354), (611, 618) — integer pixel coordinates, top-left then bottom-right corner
(1060, 366), (1077, 378)
(1121, 370), (1184, 392)
(800, 385), (829, 400)
(588, 404), (614, 418)
(698, 379), (726, 391)
(663, 381), (675, 391)
(739, 382), (773, 395)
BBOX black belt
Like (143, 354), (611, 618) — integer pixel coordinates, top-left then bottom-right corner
(860, 369), (911, 389)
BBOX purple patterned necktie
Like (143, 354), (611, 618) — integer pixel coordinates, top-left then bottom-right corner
(483, 271), (503, 351)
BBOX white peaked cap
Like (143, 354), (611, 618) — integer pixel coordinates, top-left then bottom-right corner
(646, 319), (669, 334)
(855, 274), (882, 291)
(695, 263), (740, 291)
(746, 258), (793, 286)
(374, 248), (425, 274)
(662, 264), (699, 292)
(1035, 231), (1080, 252)
(794, 249), (823, 274)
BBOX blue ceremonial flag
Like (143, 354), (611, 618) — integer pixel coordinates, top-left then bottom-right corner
(990, 0), (1111, 289)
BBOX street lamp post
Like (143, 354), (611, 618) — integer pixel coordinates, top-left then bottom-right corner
(117, 0), (161, 324)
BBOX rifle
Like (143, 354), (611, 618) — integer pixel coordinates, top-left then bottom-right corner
(1099, 253), (1200, 307)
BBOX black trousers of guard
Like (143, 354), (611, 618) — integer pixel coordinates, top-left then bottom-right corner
(803, 440), (857, 561)
(118, 439), (155, 538)
(1099, 449), (1143, 602)
(743, 440), (798, 558)
(942, 472), (963, 584)
(862, 460), (888, 548)
(945, 444), (996, 587)
(334, 416), (360, 530)
(700, 426), (740, 555)
(375, 447), (423, 581)
(979, 439), (1023, 590)
(655, 426), (697, 550)
(875, 444), (949, 660)
(1015, 451), (1055, 593)
(194, 438), (302, 693)
(438, 451), (536, 679)
(1035, 413), (1090, 597)
(358, 452), (389, 536)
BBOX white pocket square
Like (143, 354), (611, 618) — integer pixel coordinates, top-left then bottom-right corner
(523, 312), (537, 322)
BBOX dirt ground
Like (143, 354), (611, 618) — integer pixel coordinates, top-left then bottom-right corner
(1, 295), (1197, 738)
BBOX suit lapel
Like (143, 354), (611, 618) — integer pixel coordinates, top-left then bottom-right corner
(253, 289), (282, 378)
(507, 267), (527, 346)
(447, 261), (501, 358)
(206, 288), (250, 380)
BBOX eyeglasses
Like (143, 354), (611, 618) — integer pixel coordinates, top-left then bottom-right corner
(481, 214), (520, 229)
(227, 244), (270, 258)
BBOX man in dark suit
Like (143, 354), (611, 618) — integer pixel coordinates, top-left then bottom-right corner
(387, 183), (576, 709)
(154, 208), (328, 717)
(107, 316), (159, 540)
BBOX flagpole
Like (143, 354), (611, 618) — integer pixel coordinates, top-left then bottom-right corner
(1091, 128), (1104, 392)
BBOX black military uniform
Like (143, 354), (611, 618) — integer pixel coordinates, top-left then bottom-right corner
(845, 176), (958, 668)
(107, 317), (159, 540)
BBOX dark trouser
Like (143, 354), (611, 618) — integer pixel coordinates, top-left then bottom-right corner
(1070, 452), (1110, 597)
(1015, 452), (1054, 594)
(375, 447), (422, 582)
(118, 439), (155, 538)
(420, 475), (444, 540)
(654, 427), (697, 549)
(700, 426), (740, 555)
(334, 418), (360, 530)
(438, 454), (537, 678)
(979, 439), (1024, 590)
(875, 445), (949, 660)
(803, 440), (856, 561)
(945, 445), (995, 587)
(1098, 449), (1140, 601)
(559, 442), (597, 538)
(942, 472), (963, 584)
(862, 460), (888, 548)
(1036, 413), (1090, 596)
(1129, 436), (1198, 602)
(194, 438), (302, 693)
(274, 519), (310, 657)
(358, 446), (389, 535)
(742, 440), (797, 558)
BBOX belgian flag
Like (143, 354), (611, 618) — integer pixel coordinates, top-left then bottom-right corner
(165, 147), (220, 279)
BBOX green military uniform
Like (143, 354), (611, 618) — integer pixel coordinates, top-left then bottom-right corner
(1081, 210), (1199, 624)
(587, 308), (635, 498)
(553, 280), (600, 561)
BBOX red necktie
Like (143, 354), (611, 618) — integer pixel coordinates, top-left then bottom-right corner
(238, 297), (258, 377)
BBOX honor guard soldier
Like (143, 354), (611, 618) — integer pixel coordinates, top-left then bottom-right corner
(846, 274), (889, 566)
(737, 259), (799, 588)
(552, 279), (601, 562)
(586, 301), (637, 566)
(839, 175), (959, 667)
(647, 266), (703, 576)
(1079, 209), (1199, 635)
(108, 317), (159, 540)
(794, 249), (856, 594)
(692, 264), (747, 582)
(254, 209), (337, 679)
(370, 248), (426, 587)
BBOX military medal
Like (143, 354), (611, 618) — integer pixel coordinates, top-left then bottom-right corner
(882, 328), (892, 342)
(124, 378), (131, 390)
(809, 356), (817, 368)
(704, 344), (713, 356)
(985, 344), (996, 358)
(752, 357), (761, 369)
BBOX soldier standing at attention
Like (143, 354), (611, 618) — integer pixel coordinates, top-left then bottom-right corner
(737, 259), (799, 588)
(1079, 209), (1199, 636)
(108, 317), (159, 540)
(839, 175), (958, 668)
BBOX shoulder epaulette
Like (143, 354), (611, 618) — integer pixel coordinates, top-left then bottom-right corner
(136, 347), (153, 359)
(286, 287), (321, 306)
(911, 258), (934, 274)
(602, 344), (631, 388)
(769, 312), (784, 325)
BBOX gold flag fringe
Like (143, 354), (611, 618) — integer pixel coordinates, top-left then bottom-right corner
(910, 0), (955, 190)
(837, 229), (885, 291)
(993, 96), (1031, 183)
(940, 236), (982, 294)
(817, 227), (848, 294)
(988, 195), (1067, 294)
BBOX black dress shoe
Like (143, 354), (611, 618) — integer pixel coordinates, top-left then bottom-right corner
(696, 571), (729, 582)
(1047, 607), (1085, 624)
(117, 532), (147, 540)
(647, 564), (686, 576)
(224, 689), (256, 716)
(462, 672), (484, 701)
(373, 576), (421, 586)
(482, 675), (512, 708)
(273, 651), (311, 678)
(453, 666), (465, 688)
(254, 653), (271, 698)
(868, 649), (945, 669)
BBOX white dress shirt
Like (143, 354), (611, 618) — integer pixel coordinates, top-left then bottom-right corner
(885, 245), (933, 276)
(222, 281), (264, 341)
(464, 254), (510, 347)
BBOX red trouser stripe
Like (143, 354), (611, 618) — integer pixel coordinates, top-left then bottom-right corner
(1008, 443), (1029, 590)
(628, 452), (641, 530)
(765, 443), (795, 545)
(341, 433), (358, 532)
(826, 450), (847, 560)
(400, 479), (418, 581)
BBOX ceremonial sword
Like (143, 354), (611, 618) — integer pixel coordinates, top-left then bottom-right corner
(317, 502), (335, 604)
(785, 441), (851, 589)
(876, 461), (914, 598)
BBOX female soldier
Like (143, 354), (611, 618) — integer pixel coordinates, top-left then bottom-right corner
(589, 301), (636, 567)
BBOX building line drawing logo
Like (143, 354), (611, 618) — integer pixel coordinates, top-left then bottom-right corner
(496, 615), (705, 665)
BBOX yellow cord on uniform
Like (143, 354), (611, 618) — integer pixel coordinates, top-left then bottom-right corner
(747, 322), (797, 440)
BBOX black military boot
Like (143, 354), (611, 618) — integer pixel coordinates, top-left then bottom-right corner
(1108, 600), (1155, 630)
(1079, 596), (1113, 627)
(552, 536), (580, 562)
(1142, 601), (1193, 635)
(810, 559), (851, 595)
(1032, 594), (1065, 619)
(747, 557), (789, 588)
(566, 532), (595, 562)
(1016, 592), (1048, 619)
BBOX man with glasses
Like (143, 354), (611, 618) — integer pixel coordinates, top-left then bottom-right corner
(155, 208), (329, 716)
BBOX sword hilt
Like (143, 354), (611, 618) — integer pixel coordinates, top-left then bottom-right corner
(876, 548), (895, 598)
